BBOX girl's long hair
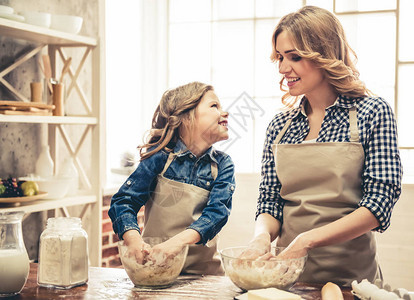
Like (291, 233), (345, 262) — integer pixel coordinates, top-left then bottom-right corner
(139, 82), (213, 160)
(270, 5), (371, 107)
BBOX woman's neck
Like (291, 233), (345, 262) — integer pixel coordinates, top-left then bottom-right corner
(305, 88), (338, 115)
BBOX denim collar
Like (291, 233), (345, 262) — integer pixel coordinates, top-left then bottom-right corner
(173, 139), (218, 163)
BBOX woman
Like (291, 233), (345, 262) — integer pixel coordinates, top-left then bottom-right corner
(246, 6), (402, 286)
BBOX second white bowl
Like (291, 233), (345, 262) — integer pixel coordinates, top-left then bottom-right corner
(51, 14), (83, 34)
(20, 11), (51, 28)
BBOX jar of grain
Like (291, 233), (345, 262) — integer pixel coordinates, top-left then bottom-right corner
(37, 217), (88, 289)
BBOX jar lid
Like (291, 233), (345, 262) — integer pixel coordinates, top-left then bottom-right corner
(0, 211), (25, 222)
(46, 217), (82, 228)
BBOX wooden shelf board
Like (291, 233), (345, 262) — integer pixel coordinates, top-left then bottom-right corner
(0, 194), (97, 214)
(0, 114), (97, 124)
(0, 18), (97, 47)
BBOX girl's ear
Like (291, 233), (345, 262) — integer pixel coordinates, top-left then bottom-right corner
(181, 117), (190, 127)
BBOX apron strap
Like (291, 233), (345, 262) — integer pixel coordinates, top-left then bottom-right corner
(161, 152), (218, 181)
(275, 118), (293, 144)
(211, 162), (218, 180)
(349, 106), (360, 143)
(161, 152), (175, 175)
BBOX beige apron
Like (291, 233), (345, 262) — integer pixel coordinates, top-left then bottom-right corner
(142, 152), (223, 275)
(272, 107), (379, 286)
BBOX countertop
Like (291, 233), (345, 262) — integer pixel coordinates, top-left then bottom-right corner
(15, 263), (355, 299)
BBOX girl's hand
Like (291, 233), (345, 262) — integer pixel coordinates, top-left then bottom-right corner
(239, 232), (271, 259)
(122, 230), (151, 264)
(149, 238), (187, 266)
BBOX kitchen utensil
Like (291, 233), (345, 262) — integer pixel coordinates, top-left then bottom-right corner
(0, 100), (55, 110)
(38, 217), (88, 288)
(0, 192), (48, 204)
(0, 110), (52, 116)
(30, 81), (43, 102)
(51, 14), (83, 34)
(52, 83), (64, 116)
(0, 12), (25, 22)
(58, 157), (79, 196)
(220, 246), (307, 291)
(20, 11), (51, 28)
(0, 5), (14, 14)
(41, 55), (53, 94)
(0, 212), (30, 297)
(118, 237), (189, 288)
(19, 176), (71, 200)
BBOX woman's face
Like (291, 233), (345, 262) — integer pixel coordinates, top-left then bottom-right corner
(275, 31), (328, 99)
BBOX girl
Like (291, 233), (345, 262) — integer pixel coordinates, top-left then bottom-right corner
(109, 81), (235, 275)
(245, 6), (402, 286)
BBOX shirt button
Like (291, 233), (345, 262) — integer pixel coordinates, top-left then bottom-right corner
(189, 154), (194, 159)
(126, 180), (132, 185)
(231, 186), (235, 191)
(206, 181), (210, 186)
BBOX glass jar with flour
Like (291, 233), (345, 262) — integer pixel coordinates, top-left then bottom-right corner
(38, 217), (88, 289)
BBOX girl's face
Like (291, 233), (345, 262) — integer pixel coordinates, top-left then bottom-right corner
(275, 31), (329, 99)
(192, 90), (229, 147)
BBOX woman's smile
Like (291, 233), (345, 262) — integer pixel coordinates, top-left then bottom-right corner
(286, 76), (301, 87)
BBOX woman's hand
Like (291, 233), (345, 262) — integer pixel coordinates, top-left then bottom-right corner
(239, 232), (272, 259)
(122, 230), (151, 264)
(278, 233), (310, 259)
(239, 213), (281, 259)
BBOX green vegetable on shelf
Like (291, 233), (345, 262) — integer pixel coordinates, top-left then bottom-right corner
(0, 184), (6, 196)
(20, 181), (39, 196)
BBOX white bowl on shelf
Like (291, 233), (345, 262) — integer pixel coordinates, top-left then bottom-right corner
(20, 176), (72, 199)
(51, 14), (83, 34)
(20, 11), (51, 28)
(0, 5), (14, 14)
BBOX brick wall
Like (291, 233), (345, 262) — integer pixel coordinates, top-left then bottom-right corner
(101, 195), (144, 267)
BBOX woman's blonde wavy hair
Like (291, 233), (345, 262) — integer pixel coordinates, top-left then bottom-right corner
(270, 6), (371, 107)
(139, 81), (214, 160)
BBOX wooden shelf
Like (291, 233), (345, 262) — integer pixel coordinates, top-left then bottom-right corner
(0, 114), (98, 124)
(0, 18), (97, 46)
(0, 3), (104, 266)
(0, 194), (97, 214)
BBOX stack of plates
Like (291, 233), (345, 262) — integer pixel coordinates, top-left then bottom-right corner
(0, 5), (25, 22)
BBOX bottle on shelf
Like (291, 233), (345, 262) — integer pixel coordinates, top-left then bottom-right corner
(35, 145), (54, 178)
(58, 157), (79, 196)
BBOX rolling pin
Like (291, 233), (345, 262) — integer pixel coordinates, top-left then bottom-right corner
(321, 282), (344, 300)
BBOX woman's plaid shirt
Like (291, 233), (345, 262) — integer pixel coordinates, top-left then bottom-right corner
(256, 95), (403, 232)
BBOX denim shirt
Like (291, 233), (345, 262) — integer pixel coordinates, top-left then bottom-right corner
(108, 139), (236, 245)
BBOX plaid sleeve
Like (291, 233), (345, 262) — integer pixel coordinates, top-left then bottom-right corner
(359, 97), (403, 232)
(255, 116), (286, 223)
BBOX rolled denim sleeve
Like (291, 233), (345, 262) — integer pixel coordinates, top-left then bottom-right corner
(108, 151), (167, 239)
(187, 155), (236, 245)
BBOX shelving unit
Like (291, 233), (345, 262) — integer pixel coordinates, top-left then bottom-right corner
(0, 15), (104, 266)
